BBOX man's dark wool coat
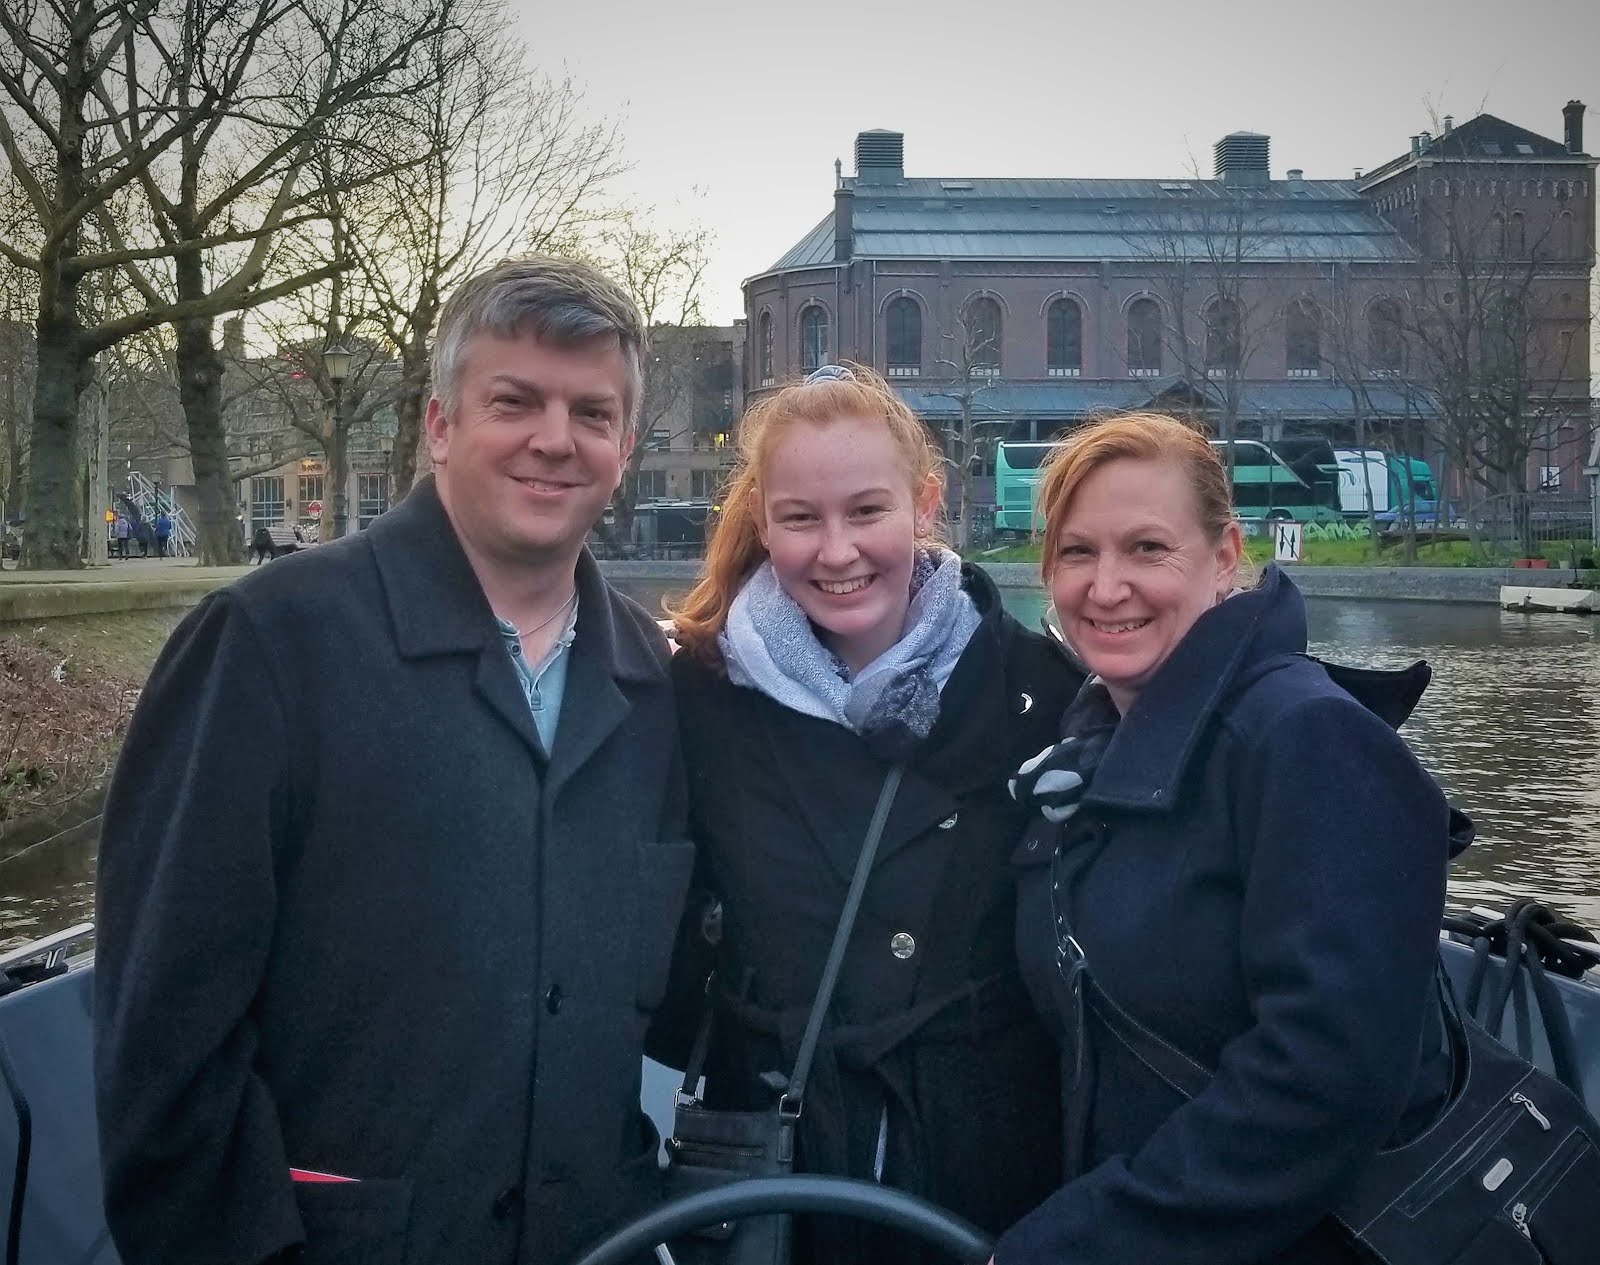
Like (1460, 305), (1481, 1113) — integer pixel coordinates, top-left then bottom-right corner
(651, 565), (1085, 1265)
(998, 566), (1470, 1265)
(95, 477), (694, 1265)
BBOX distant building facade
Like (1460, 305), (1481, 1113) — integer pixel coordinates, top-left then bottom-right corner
(747, 105), (1595, 505)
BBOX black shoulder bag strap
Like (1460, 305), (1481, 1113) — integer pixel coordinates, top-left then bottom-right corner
(678, 765), (907, 1118)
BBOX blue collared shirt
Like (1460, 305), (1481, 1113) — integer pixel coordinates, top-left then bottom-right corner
(496, 597), (580, 754)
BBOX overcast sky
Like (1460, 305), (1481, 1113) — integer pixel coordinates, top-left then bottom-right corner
(517, 0), (1599, 325)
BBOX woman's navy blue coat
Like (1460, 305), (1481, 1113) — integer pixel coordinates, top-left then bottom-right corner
(998, 567), (1465, 1265)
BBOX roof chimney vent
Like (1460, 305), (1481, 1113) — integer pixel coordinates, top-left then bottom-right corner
(1214, 132), (1270, 186)
(1286, 168), (1305, 193)
(1564, 100), (1586, 154)
(855, 130), (904, 184)
(1443, 115), (1454, 136)
(1410, 134), (1422, 157)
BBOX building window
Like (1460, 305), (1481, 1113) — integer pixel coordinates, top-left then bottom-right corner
(1509, 211), (1526, 258)
(799, 306), (828, 373)
(965, 296), (1002, 375)
(356, 473), (389, 530)
(250, 476), (285, 535)
(1285, 298), (1321, 376)
(1046, 298), (1082, 376)
(885, 297), (921, 376)
(635, 469), (667, 500)
(1490, 211), (1506, 257)
(1481, 296), (1522, 380)
(646, 425), (672, 451)
(758, 310), (774, 385)
(690, 468), (719, 499)
(1559, 211), (1576, 257)
(1126, 298), (1161, 375)
(1203, 298), (1241, 370)
(1368, 300), (1404, 373)
(297, 473), (324, 530)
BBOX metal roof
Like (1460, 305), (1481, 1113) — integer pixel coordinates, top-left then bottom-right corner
(896, 378), (1437, 422)
(763, 179), (1414, 274)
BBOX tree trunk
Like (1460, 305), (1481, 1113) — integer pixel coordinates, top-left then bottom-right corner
(21, 313), (92, 569)
(391, 294), (438, 501)
(175, 313), (245, 564)
(81, 358), (108, 565)
(390, 342), (430, 500)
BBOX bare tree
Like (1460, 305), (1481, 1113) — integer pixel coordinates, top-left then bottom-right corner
(336, 9), (624, 502)
(1122, 182), (1287, 471)
(928, 306), (1003, 551)
(583, 208), (712, 549)
(0, 0), (451, 567)
(1390, 168), (1587, 555)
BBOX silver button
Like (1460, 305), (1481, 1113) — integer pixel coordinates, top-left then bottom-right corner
(938, 814), (958, 830)
(890, 932), (916, 959)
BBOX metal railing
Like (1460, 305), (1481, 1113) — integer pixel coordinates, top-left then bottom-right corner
(122, 471), (196, 558)
(1465, 492), (1596, 565)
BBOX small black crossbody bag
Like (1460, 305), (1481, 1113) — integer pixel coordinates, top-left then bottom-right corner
(1049, 872), (1600, 1265)
(661, 765), (906, 1265)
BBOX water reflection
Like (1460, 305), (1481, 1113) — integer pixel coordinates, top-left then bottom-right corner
(1, 589), (1595, 951)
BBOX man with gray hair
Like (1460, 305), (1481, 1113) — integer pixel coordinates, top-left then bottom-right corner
(95, 256), (693, 1265)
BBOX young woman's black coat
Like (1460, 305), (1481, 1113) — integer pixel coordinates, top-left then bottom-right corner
(652, 565), (1084, 1264)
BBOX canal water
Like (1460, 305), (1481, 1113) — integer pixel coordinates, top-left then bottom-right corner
(1, 591), (1596, 953)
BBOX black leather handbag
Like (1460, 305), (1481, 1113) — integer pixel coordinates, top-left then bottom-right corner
(1051, 890), (1600, 1265)
(660, 766), (905, 1265)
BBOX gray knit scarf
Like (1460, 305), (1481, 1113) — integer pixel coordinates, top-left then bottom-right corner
(719, 548), (982, 760)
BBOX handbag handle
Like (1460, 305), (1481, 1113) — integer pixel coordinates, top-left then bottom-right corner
(782, 764), (906, 1119)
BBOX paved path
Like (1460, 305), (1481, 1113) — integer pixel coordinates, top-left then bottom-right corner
(0, 558), (251, 584)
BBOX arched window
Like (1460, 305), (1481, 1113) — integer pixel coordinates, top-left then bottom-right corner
(1126, 298), (1161, 375)
(885, 297), (921, 376)
(1203, 298), (1241, 370)
(1559, 211), (1577, 258)
(1481, 295), (1522, 380)
(758, 311), (773, 384)
(965, 296), (1002, 374)
(1509, 211), (1526, 258)
(1046, 298), (1082, 375)
(1368, 300), (1404, 372)
(1489, 212), (1506, 257)
(1285, 299), (1321, 376)
(799, 305), (828, 373)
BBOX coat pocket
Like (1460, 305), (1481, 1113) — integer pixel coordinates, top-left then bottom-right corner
(1515, 1131), (1600, 1263)
(636, 838), (697, 1011)
(294, 1177), (412, 1265)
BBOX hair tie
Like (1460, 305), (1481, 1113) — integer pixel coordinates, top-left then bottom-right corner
(803, 364), (855, 384)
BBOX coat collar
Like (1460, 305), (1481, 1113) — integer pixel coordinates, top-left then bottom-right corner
(369, 476), (665, 766)
(1084, 565), (1306, 812)
(369, 474), (664, 686)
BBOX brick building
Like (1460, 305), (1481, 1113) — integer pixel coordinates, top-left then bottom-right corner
(747, 104), (1595, 506)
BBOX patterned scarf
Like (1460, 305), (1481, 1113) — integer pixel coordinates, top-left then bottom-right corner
(1009, 678), (1120, 822)
(719, 548), (982, 762)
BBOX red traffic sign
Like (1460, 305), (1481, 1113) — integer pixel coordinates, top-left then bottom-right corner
(305, 500), (325, 515)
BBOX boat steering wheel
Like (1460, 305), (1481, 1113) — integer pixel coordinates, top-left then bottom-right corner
(566, 1175), (994, 1265)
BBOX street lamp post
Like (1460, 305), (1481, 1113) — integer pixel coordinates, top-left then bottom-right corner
(323, 343), (352, 540)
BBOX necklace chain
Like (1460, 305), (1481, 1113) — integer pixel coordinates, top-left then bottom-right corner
(504, 587), (577, 639)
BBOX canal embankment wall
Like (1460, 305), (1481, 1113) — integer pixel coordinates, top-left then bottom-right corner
(0, 561), (1593, 624)
(600, 561), (1595, 607)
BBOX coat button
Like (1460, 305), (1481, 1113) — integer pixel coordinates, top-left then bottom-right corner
(544, 984), (564, 1015)
(890, 932), (916, 959)
(937, 814), (958, 830)
(492, 1185), (523, 1218)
